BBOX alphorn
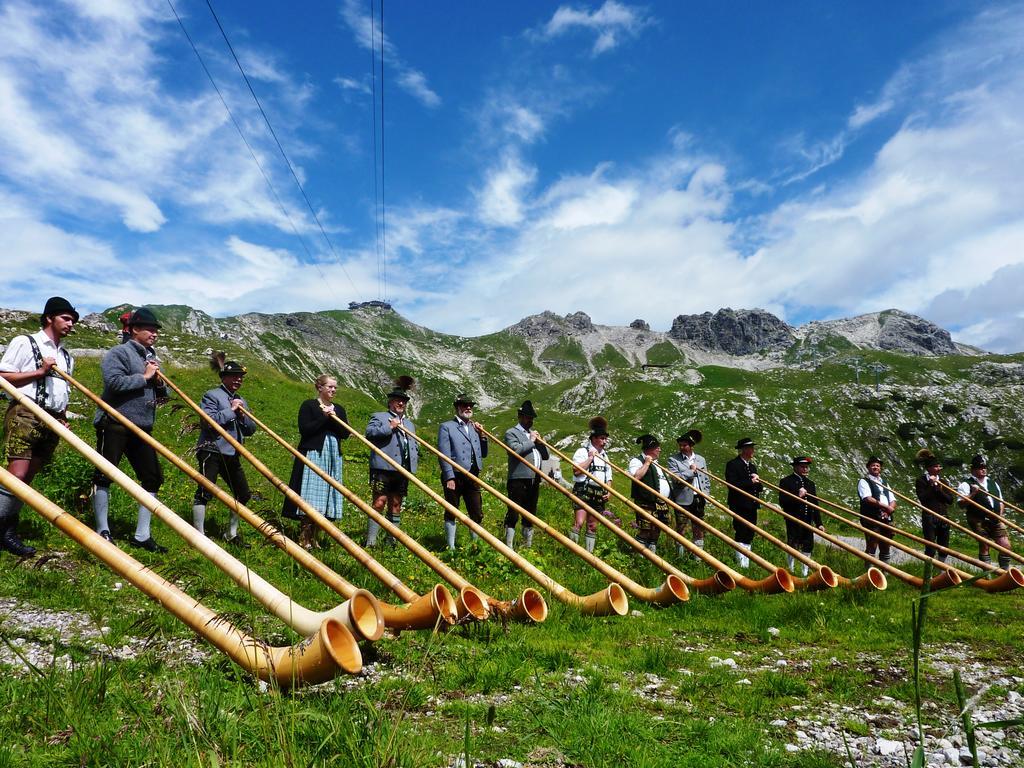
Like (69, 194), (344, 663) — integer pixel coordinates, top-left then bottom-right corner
(57, 370), (452, 631)
(0, 374), (388, 642)
(156, 372), (486, 623)
(698, 466), (956, 590)
(331, 414), (624, 621)
(538, 438), (792, 594)
(935, 477), (1024, 540)
(761, 476), (1022, 594)
(0, 467), (360, 687)
(482, 428), (734, 596)
(244, 407), (554, 622)
(649, 461), (842, 591)
(872, 480), (1023, 568)
(403, 424), (683, 606)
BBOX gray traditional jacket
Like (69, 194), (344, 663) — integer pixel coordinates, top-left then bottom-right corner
(95, 340), (166, 429)
(438, 417), (487, 481)
(196, 385), (255, 456)
(365, 411), (418, 473)
(505, 423), (549, 480)
(666, 451), (709, 505)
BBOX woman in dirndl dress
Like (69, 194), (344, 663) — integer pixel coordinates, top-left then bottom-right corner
(282, 374), (348, 548)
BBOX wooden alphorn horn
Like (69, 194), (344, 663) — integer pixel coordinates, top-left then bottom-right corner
(650, 461), (840, 591)
(538, 437), (791, 594)
(481, 428), (733, 597)
(243, 407), (549, 623)
(872, 480), (1023, 568)
(155, 371), (485, 623)
(0, 373), (388, 642)
(57, 370), (452, 631)
(405, 423), (681, 607)
(699, 466), (954, 590)
(763, 476), (1022, 594)
(0, 467), (361, 687)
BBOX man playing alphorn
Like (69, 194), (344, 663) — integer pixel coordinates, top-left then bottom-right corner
(778, 456), (822, 576)
(0, 296), (79, 557)
(914, 449), (953, 563)
(628, 434), (671, 553)
(437, 393), (488, 550)
(725, 437), (763, 569)
(666, 429), (709, 557)
(364, 378), (417, 547)
(957, 454), (1012, 569)
(503, 400), (548, 549)
(857, 456), (896, 564)
(569, 416), (613, 553)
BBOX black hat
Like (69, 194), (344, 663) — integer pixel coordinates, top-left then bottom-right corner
(636, 434), (660, 451)
(219, 361), (247, 377)
(791, 456), (813, 466)
(676, 429), (702, 445)
(589, 416), (609, 438)
(128, 307), (162, 329)
(971, 454), (988, 470)
(453, 393), (477, 407)
(915, 448), (940, 469)
(735, 437), (756, 450)
(518, 400), (538, 418)
(41, 296), (79, 323)
(386, 388), (411, 402)
(866, 456), (884, 467)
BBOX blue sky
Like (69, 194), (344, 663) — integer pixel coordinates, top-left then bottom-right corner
(2, 1), (1023, 351)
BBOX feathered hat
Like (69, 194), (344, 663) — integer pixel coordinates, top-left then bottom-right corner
(589, 416), (609, 438)
(386, 376), (414, 402)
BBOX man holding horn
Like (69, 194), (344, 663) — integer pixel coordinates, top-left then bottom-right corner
(725, 437), (763, 569)
(628, 434), (671, 553)
(666, 429), (708, 557)
(364, 378), (417, 547)
(91, 307), (168, 553)
(914, 449), (953, 563)
(857, 456), (896, 564)
(192, 358), (255, 546)
(503, 400), (548, 549)
(957, 454), (1012, 569)
(0, 296), (79, 557)
(777, 456), (822, 576)
(437, 393), (488, 550)
(569, 417), (613, 553)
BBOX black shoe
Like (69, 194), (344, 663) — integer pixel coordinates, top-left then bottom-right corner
(129, 536), (167, 554)
(224, 533), (250, 549)
(1, 530), (36, 558)
(99, 530), (114, 543)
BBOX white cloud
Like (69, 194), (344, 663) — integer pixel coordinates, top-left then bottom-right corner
(396, 69), (440, 108)
(477, 155), (537, 227)
(848, 98), (894, 129)
(541, 1), (651, 55)
(335, 75), (370, 95)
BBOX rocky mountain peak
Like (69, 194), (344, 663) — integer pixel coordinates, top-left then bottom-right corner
(799, 309), (960, 356)
(668, 308), (795, 355)
(509, 310), (593, 339)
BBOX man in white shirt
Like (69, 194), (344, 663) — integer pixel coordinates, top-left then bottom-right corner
(570, 416), (614, 553)
(857, 456), (896, 563)
(628, 434), (671, 553)
(503, 400), (548, 548)
(666, 429), (709, 557)
(0, 296), (78, 557)
(957, 455), (1012, 569)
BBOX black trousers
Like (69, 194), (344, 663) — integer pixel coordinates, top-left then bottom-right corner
(921, 511), (950, 559)
(504, 477), (539, 529)
(93, 419), (163, 492)
(443, 473), (482, 524)
(784, 513), (815, 553)
(731, 505), (758, 545)
(194, 450), (251, 505)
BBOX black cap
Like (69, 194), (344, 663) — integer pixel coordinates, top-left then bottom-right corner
(128, 307), (162, 329)
(636, 434), (660, 451)
(735, 437), (756, 450)
(41, 296), (79, 323)
(971, 454), (988, 470)
(791, 456), (813, 466)
(453, 393), (477, 407)
(518, 400), (538, 418)
(676, 429), (702, 445)
(219, 361), (247, 377)
(866, 456), (884, 467)
(386, 388), (411, 403)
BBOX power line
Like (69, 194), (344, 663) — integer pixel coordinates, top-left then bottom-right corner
(203, 0), (363, 301)
(369, 0), (382, 300)
(164, 0), (340, 305)
(379, 0), (388, 302)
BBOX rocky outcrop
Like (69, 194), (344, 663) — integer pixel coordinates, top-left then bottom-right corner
(509, 311), (594, 339)
(668, 308), (794, 355)
(629, 319), (650, 331)
(798, 310), (960, 357)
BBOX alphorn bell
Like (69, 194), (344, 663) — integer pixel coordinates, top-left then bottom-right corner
(155, 372), (486, 623)
(0, 467), (361, 687)
(764, 476), (1023, 594)
(0, 373), (388, 641)
(538, 437), (793, 594)
(56, 370), (451, 631)
(651, 461), (841, 591)
(405, 424), (683, 607)
(699, 466), (954, 591)
(479, 427), (734, 596)
(242, 406), (551, 622)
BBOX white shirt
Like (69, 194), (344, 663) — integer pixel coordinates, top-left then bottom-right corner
(858, 476), (895, 506)
(628, 455), (670, 496)
(572, 441), (611, 484)
(0, 330), (73, 411)
(957, 476), (1001, 509)
(514, 422), (541, 468)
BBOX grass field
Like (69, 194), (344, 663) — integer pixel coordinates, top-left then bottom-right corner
(1, 358), (1023, 766)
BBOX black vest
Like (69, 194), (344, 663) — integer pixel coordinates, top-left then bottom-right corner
(630, 457), (662, 506)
